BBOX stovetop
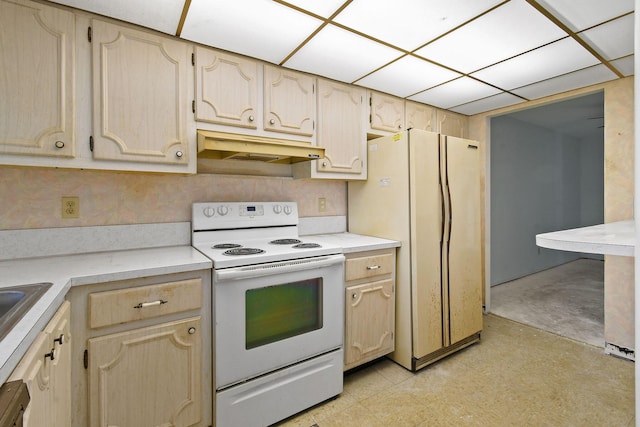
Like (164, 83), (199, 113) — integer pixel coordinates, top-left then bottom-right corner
(192, 202), (342, 269)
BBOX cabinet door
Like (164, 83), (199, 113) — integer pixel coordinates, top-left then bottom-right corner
(0, 0), (75, 158)
(405, 101), (436, 132)
(264, 65), (314, 136)
(43, 301), (71, 427)
(369, 91), (404, 134)
(88, 317), (201, 427)
(316, 79), (365, 175)
(91, 19), (190, 165)
(195, 46), (258, 129)
(344, 279), (394, 369)
(437, 110), (468, 138)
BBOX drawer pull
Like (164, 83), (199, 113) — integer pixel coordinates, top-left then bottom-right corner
(133, 299), (167, 309)
(45, 348), (56, 361)
(366, 265), (381, 270)
(54, 334), (65, 345)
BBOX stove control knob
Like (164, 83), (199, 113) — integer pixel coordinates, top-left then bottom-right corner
(217, 205), (229, 216)
(283, 205), (293, 215)
(273, 204), (282, 214)
(203, 207), (216, 217)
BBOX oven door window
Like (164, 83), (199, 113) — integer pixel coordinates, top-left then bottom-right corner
(245, 278), (323, 349)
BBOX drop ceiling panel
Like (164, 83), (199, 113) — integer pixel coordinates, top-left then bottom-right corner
(408, 77), (501, 109)
(281, 0), (347, 18)
(414, 0), (567, 74)
(578, 14), (634, 60)
(450, 92), (524, 115)
(284, 24), (403, 83)
(181, 0), (322, 64)
(355, 55), (461, 98)
(333, 0), (504, 51)
(535, 0), (633, 31)
(611, 55), (634, 77)
(471, 37), (600, 90)
(47, 0), (185, 34)
(511, 65), (617, 100)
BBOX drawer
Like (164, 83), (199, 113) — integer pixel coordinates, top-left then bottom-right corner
(345, 252), (394, 282)
(89, 278), (202, 329)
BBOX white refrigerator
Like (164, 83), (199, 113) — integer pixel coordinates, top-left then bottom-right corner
(348, 129), (483, 371)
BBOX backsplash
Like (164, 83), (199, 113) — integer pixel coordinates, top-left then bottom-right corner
(0, 166), (346, 230)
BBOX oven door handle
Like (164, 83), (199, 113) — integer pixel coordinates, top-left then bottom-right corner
(214, 254), (345, 281)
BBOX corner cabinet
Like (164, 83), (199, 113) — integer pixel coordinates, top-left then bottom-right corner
(0, 0), (75, 159)
(90, 19), (194, 171)
(8, 301), (72, 427)
(67, 271), (212, 427)
(344, 249), (396, 371)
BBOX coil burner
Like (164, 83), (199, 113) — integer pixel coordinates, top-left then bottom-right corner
(213, 243), (243, 249)
(269, 239), (302, 245)
(293, 243), (322, 249)
(223, 248), (266, 256)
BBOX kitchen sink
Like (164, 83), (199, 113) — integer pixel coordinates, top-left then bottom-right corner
(0, 283), (52, 342)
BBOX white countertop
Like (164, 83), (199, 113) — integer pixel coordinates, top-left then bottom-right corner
(0, 245), (211, 384)
(304, 232), (400, 253)
(536, 220), (634, 257)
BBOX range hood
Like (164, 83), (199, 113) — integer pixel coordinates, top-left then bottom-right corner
(197, 130), (324, 163)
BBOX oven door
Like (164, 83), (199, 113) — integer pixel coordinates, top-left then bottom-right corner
(214, 254), (345, 389)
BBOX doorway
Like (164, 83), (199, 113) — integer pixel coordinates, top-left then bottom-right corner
(488, 91), (605, 346)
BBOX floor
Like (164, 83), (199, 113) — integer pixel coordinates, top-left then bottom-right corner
(276, 314), (634, 427)
(490, 258), (604, 347)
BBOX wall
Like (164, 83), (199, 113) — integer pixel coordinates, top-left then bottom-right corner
(469, 76), (634, 350)
(0, 166), (346, 230)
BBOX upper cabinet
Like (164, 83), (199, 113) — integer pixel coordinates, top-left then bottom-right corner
(91, 19), (193, 169)
(406, 100), (437, 133)
(294, 78), (366, 180)
(437, 109), (468, 138)
(368, 91), (404, 137)
(0, 0), (75, 158)
(263, 65), (315, 137)
(194, 46), (258, 129)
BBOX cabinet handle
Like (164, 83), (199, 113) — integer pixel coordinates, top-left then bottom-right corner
(133, 299), (167, 309)
(188, 327), (196, 335)
(269, 118), (275, 125)
(352, 293), (357, 299)
(366, 265), (381, 270)
(248, 115), (255, 122)
(175, 150), (184, 158)
(54, 140), (65, 149)
(54, 334), (65, 345)
(45, 348), (56, 361)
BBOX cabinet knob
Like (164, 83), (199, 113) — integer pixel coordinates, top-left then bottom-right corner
(188, 327), (196, 335)
(322, 161), (327, 167)
(175, 150), (184, 158)
(269, 118), (275, 125)
(248, 115), (255, 122)
(352, 293), (357, 299)
(45, 348), (56, 361)
(54, 140), (65, 149)
(54, 334), (65, 345)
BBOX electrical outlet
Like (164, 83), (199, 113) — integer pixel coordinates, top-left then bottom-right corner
(62, 197), (79, 218)
(318, 197), (326, 212)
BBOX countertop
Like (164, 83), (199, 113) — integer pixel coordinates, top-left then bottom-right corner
(303, 232), (401, 253)
(0, 245), (211, 384)
(536, 220), (634, 257)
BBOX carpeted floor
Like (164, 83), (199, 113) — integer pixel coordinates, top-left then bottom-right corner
(277, 314), (634, 427)
(490, 258), (604, 347)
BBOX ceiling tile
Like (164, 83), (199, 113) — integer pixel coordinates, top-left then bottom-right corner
(333, 0), (504, 51)
(611, 55), (634, 77)
(280, 0), (346, 18)
(471, 37), (600, 90)
(449, 92), (524, 115)
(535, 0), (633, 31)
(408, 77), (501, 109)
(47, 0), (185, 34)
(355, 55), (461, 98)
(578, 14), (634, 60)
(284, 24), (403, 83)
(511, 64), (618, 100)
(414, 0), (567, 74)
(181, 0), (322, 64)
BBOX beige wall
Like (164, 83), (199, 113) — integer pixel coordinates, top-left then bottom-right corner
(0, 166), (346, 230)
(469, 76), (634, 349)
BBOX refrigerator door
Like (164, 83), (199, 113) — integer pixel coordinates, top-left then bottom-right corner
(443, 136), (483, 345)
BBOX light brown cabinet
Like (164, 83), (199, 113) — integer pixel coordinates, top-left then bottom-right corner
(437, 109), (468, 138)
(8, 301), (71, 427)
(0, 0), (75, 158)
(67, 271), (212, 427)
(344, 249), (396, 370)
(368, 91), (404, 137)
(91, 19), (192, 168)
(264, 64), (315, 136)
(406, 101), (437, 133)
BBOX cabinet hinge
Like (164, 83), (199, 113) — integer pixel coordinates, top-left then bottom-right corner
(369, 96), (372, 106)
(83, 349), (88, 369)
(369, 114), (372, 124)
(87, 26), (92, 42)
(89, 136), (94, 152)
(192, 100), (195, 114)
(191, 52), (195, 66)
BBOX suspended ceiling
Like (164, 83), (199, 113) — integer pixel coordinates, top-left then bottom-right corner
(47, 0), (634, 116)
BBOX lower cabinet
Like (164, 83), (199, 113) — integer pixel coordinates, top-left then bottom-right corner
(343, 249), (396, 371)
(8, 301), (71, 427)
(67, 271), (212, 427)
